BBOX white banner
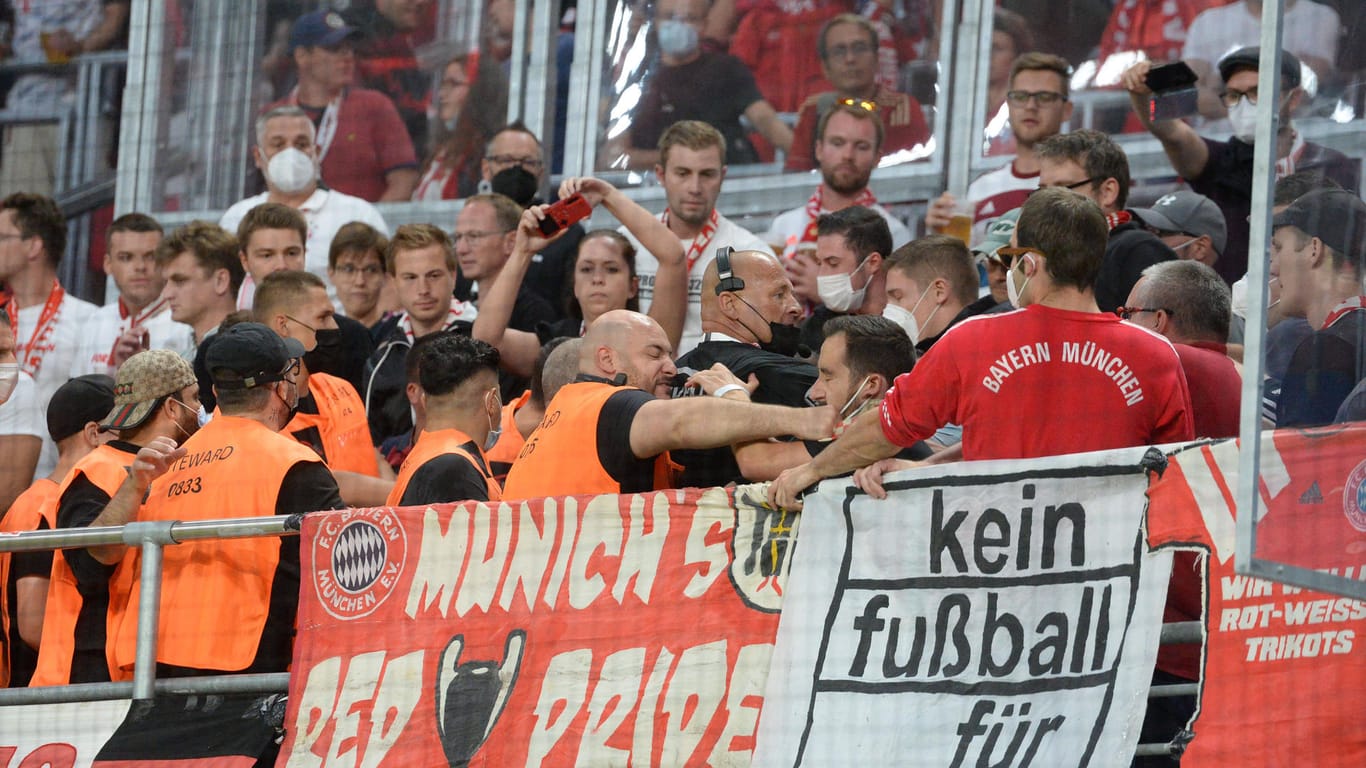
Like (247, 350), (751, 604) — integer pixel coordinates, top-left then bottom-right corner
(754, 448), (1170, 767)
(0, 699), (130, 767)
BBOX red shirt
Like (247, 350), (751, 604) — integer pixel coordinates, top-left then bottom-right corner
(269, 88), (417, 203)
(785, 88), (930, 172)
(1174, 341), (1241, 439)
(880, 304), (1195, 460)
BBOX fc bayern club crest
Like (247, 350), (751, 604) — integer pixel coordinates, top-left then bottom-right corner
(1343, 459), (1366, 533)
(312, 508), (408, 620)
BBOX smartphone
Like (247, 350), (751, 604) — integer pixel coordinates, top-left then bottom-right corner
(1147, 61), (1199, 121)
(538, 193), (593, 236)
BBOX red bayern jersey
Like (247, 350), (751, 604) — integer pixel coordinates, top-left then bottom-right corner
(879, 303), (1194, 460)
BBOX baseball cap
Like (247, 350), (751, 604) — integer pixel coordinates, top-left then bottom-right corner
(289, 10), (358, 53)
(100, 349), (198, 431)
(972, 208), (1021, 261)
(1272, 189), (1366, 259)
(1133, 191), (1228, 255)
(1217, 46), (1301, 90)
(48, 374), (115, 442)
(205, 322), (305, 391)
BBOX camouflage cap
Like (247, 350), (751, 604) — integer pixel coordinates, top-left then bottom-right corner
(99, 348), (197, 431)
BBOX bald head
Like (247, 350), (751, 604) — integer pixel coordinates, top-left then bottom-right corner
(580, 309), (677, 397)
(542, 337), (583, 403)
(700, 249), (801, 341)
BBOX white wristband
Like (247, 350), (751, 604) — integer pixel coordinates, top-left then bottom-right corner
(713, 384), (747, 398)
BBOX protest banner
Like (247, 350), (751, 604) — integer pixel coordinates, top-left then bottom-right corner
(1148, 426), (1366, 767)
(0, 699), (128, 768)
(280, 484), (797, 767)
(753, 448), (1170, 767)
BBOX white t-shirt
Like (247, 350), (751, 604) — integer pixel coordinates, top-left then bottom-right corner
(620, 211), (770, 354)
(219, 188), (390, 307)
(17, 290), (97, 479)
(7, 0), (102, 114)
(0, 372), (45, 441)
(69, 300), (195, 378)
(763, 200), (912, 251)
(1182, 0), (1340, 71)
(966, 161), (1039, 245)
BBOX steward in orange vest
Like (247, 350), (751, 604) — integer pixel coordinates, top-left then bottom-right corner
(2, 373), (115, 688)
(502, 310), (835, 500)
(387, 334), (504, 506)
(31, 351), (201, 687)
(114, 322), (343, 676)
(254, 270), (392, 507)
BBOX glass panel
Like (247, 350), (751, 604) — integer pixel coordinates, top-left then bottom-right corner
(593, 0), (937, 179)
(131, 0), (504, 213)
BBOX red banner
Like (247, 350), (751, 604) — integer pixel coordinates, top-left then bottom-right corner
(280, 485), (797, 767)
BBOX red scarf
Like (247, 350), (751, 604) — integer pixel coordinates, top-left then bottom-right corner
(4, 280), (65, 377)
(801, 186), (878, 244)
(662, 208), (719, 273)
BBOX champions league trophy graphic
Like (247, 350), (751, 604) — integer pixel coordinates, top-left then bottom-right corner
(434, 630), (526, 767)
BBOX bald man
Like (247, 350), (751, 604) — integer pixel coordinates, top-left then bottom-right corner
(672, 247), (818, 487)
(501, 310), (833, 499)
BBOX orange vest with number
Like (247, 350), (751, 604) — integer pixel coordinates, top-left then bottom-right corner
(0, 478), (59, 687)
(112, 415), (325, 673)
(386, 427), (502, 506)
(287, 371), (379, 476)
(29, 445), (137, 687)
(502, 381), (676, 500)
(484, 389), (530, 484)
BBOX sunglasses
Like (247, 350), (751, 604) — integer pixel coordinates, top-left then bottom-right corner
(992, 246), (1044, 269)
(838, 97), (877, 112)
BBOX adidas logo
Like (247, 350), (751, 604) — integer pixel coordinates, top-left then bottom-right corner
(1299, 481), (1324, 504)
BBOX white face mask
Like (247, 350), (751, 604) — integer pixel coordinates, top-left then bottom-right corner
(197, 402), (212, 428)
(882, 284), (936, 343)
(1006, 254), (1034, 308)
(0, 362), (18, 405)
(1227, 98), (1258, 144)
(657, 19), (699, 58)
(266, 147), (318, 194)
(817, 255), (872, 312)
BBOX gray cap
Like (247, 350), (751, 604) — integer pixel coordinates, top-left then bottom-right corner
(972, 207), (1022, 261)
(1133, 191), (1228, 255)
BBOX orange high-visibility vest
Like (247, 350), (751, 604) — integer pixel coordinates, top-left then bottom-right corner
(112, 415), (325, 673)
(287, 371), (379, 476)
(29, 445), (136, 686)
(502, 381), (674, 500)
(484, 389), (530, 484)
(386, 427), (502, 506)
(0, 478), (58, 687)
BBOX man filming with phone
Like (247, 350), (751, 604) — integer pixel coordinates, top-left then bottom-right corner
(1122, 47), (1359, 286)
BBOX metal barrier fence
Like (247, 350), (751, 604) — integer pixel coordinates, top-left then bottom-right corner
(0, 510), (1201, 758)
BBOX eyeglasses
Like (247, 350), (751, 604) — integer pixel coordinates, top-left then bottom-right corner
(827, 41), (874, 59)
(0, 232), (24, 242)
(278, 357), (302, 380)
(452, 230), (511, 245)
(438, 77), (469, 92)
(1220, 87), (1259, 107)
(838, 97), (877, 112)
(485, 154), (543, 171)
(1006, 90), (1066, 106)
(333, 263), (384, 278)
(993, 246), (1044, 269)
(1114, 306), (1172, 321)
(1033, 177), (1099, 194)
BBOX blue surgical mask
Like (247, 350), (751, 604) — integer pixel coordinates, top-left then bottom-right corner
(657, 19), (699, 58)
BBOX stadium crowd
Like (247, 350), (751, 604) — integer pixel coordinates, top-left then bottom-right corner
(2, 0), (1366, 764)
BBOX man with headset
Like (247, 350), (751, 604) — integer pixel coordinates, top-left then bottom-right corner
(672, 247), (819, 488)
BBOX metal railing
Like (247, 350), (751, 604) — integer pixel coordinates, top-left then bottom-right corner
(0, 513), (299, 704)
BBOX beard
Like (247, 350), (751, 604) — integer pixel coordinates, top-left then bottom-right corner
(821, 163), (872, 196)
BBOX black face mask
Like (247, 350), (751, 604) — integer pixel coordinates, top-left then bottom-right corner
(303, 327), (346, 376)
(761, 321), (804, 357)
(735, 294), (806, 358)
(490, 166), (539, 207)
